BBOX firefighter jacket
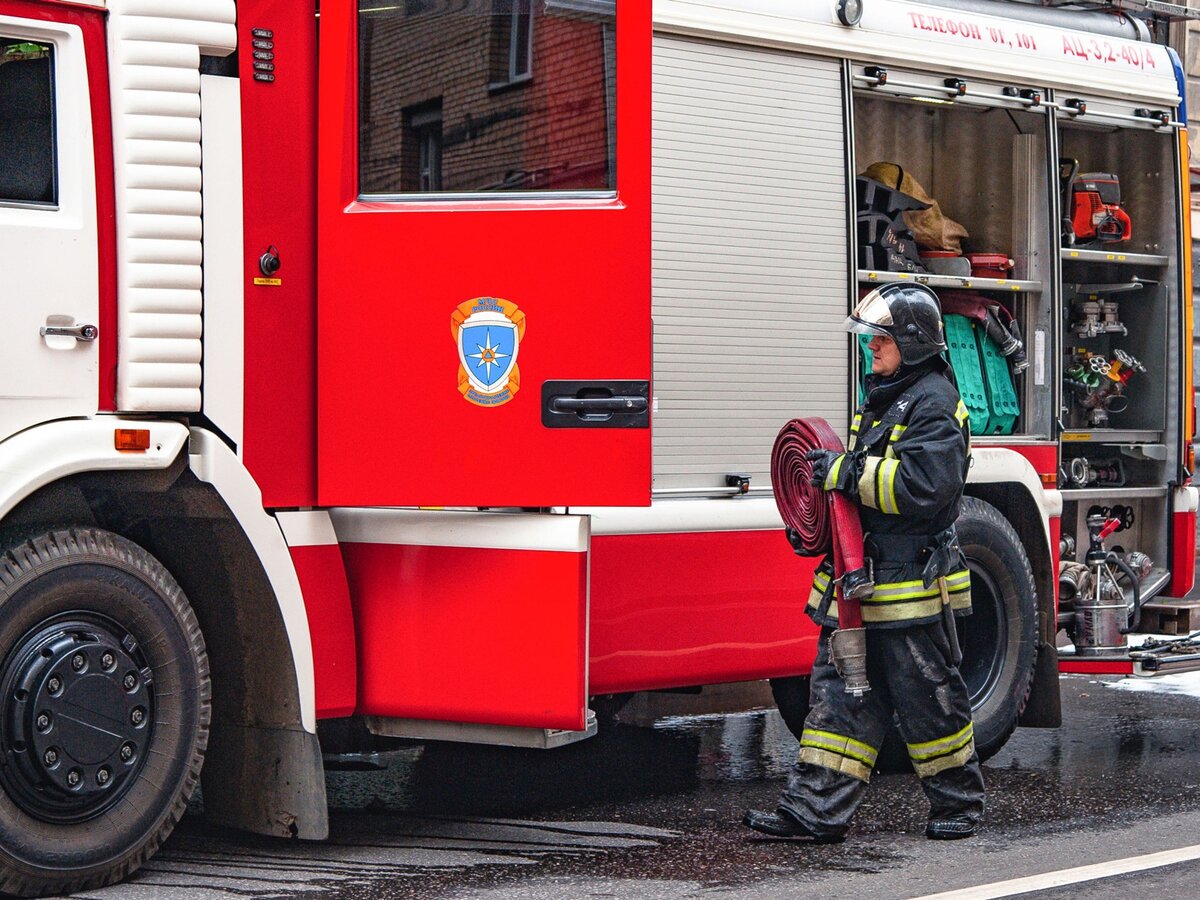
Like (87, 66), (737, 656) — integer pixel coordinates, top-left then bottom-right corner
(807, 360), (971, 628)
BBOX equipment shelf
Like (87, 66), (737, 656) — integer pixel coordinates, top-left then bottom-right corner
(857, 270), (1042, 293)
(1058, 486), (1169, 500)
(1060, 248), (1169, 266)
(1061, 429), (1162, 443)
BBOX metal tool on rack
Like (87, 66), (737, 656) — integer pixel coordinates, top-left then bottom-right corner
(1066, 279), (1148, 339)
(1064, 348), (1146, 426)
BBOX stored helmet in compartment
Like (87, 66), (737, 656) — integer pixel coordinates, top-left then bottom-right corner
(846, 282), (947, 365)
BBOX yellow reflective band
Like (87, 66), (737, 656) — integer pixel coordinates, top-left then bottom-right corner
(860, 591), (973, 623)
(889, 424), (907, 442)
(869, 570), (971, 602)
(850, 414), (862, 433)
(955, 400), (970, 427)
(801, 728), (879, 766)
(825, 454), (844, 491)
(912, 740), (976, 778)
(798, 746), (873, 783)
(907, 722), (973, 760)
(879, 458), (900, 514)
(859, 456), (881, 509)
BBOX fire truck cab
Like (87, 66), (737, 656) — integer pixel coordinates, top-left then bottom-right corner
(0, 0), (1194, 894)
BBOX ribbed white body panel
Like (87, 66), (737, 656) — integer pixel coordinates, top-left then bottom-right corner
(107, 0), (235, 412)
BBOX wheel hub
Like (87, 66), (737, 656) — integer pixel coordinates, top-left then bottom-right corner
(0, 615), (153, 823)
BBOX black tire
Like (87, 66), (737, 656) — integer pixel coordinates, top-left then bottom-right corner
(771, 496), (1037, 770)
(768, 675), (810, 740)
(955, 495), (1038, 762)
(0, 528), (210, 897)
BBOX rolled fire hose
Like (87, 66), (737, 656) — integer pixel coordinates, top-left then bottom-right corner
(772, 417), (873, 694)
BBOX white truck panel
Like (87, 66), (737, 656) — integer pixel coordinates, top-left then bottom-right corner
(655, 0), (1181, 106)
(107, 0), (235, 413)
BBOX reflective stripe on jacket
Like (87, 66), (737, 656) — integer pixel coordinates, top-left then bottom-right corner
(805, 362), (972, 629)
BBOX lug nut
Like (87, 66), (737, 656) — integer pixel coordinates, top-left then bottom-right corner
(96, 767), (110, 785)
(101, 652), (115, 670)
(120, 743), (135, 763)
(122, 672), (137, 691)
(43, 748), (58, 766)
(130, 708), (145, 726)
(35, 713), (50, 732)
(71, 653), (85, 672)
(47, 676), (62, 694)
(66, 769), (81, 788)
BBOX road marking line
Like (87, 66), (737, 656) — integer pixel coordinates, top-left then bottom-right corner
(911, 843), (1200, 899)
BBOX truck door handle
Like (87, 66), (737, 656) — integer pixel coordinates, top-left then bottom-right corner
(551, 396), (648, 414)
(40, 324), (98, 342)
(542, 380), (650, 429)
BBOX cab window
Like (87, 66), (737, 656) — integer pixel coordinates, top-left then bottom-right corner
(358, 0), (617, 197)
(0, 39), (56, 205)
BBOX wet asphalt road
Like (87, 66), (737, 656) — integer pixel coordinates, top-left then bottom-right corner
(66, 672), (1200, 899)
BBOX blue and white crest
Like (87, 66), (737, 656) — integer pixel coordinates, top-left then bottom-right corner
(451, 297), (527, 408)
(458, 314), (518, 392)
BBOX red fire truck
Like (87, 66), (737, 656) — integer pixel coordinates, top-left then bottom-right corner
(0, 0), (1195, 893)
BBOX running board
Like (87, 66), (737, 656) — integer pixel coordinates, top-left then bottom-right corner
(365, 711), (598, 749)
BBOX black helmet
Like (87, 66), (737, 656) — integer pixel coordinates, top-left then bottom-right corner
(845, 282), (947, 365)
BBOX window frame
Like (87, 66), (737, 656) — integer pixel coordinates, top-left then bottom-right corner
(356, 1), (617, 203)
(0, 34), (58, 210)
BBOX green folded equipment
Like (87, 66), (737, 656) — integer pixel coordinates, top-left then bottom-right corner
(858, 316), (1018, 436)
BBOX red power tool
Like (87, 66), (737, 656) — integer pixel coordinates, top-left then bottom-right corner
(1061, 159), (1132, 245)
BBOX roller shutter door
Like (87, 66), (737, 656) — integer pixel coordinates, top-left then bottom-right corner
(652, 36), (849, 491)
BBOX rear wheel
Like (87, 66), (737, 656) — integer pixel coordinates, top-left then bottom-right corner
(771, 496), (1038, 769)
(0, 529), (210, 897)
(955, 496), (1038, 762)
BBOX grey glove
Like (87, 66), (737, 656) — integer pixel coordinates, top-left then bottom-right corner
(806, 449), (866, 498)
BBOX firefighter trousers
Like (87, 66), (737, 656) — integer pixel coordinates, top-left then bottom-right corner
(777, 623), (985, 838)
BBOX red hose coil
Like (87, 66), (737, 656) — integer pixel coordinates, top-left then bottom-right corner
(771, 417), (867, 629)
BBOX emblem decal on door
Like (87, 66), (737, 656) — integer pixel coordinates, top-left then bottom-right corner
(451, 297), (526, 407)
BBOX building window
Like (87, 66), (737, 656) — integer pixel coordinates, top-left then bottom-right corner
(0, 39), (56, 205)
(410, 103), (443, 191)
(508, 0), (533, 83)
(358, 0), (617, 196)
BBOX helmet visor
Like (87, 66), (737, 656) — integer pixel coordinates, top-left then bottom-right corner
(844, 288), (893, 336)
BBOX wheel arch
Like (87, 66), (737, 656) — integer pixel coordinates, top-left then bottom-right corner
(0, 420), (328, 840)
(966, 448), (1063, 728)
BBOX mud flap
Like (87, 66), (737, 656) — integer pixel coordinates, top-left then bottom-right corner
(1018, 641), (1062, 728)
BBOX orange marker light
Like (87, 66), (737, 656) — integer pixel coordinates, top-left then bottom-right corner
(114, 429), (151, 452)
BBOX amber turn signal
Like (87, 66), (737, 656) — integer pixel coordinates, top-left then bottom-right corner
(114, 429), (151, 452)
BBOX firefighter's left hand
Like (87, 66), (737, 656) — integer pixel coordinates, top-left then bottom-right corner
(806, 449), (865, 495)
(805, 449), (840, 487)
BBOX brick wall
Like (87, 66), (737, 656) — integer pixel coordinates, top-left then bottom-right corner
(359, 5), (614, 194)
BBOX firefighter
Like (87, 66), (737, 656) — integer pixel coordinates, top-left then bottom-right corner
(744, 282), (984, 843)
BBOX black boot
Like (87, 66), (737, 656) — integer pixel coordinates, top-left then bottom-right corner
(742, 809), (845, 843)
(926, 818), (976, 840)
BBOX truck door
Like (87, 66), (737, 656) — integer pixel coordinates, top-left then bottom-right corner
(317, 1), (650, 507)
(0, 13), (100, 440)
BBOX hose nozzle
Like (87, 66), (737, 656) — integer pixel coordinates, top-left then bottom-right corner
(830, 627), (871, 696)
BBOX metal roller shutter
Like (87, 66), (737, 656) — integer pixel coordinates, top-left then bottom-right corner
(652, 35), (849, 491)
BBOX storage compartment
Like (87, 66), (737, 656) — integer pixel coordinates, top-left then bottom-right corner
(1057, 121), (1178, 442)
(852, 70), (1054, 438)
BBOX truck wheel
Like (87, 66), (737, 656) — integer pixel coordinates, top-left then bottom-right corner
(0, 529), (210, 897)
(771, 496), (1037, 771)
(956, 496), (1038, 762)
